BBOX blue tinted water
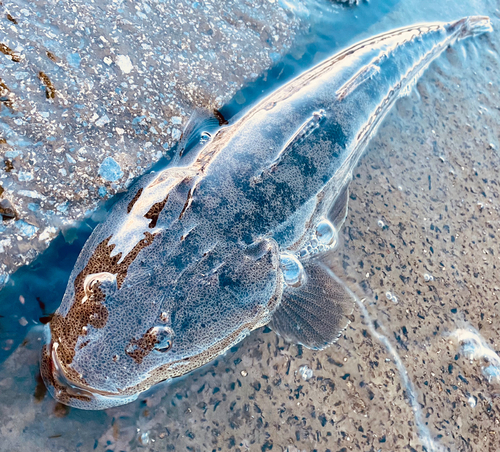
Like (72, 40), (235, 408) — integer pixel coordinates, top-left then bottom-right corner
(1, 0), (500, 451)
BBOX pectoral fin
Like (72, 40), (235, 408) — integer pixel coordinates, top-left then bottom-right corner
(269, 260), (354, 349)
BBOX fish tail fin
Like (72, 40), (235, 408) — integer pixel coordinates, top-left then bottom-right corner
(449, 16), (492, 39)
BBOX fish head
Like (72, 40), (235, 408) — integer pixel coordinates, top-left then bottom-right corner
(41, 232), (282, 409)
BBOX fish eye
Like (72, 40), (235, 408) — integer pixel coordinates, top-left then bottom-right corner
(152, 326), (174, 353)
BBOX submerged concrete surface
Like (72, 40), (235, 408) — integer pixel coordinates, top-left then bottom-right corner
(0, 9), (499, 452)
(0, 0), (299, 284)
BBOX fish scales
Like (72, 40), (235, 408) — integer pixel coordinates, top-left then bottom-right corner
(41, 17), (492, 409)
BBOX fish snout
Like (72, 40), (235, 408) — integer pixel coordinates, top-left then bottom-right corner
(40, 336), (138, 410)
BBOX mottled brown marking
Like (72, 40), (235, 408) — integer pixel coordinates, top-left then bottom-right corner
(43, 231), (158, 405)
(144, 194), (168, 228)
(125, 327), (162, 364)
(4, 160), (13, 172)
(0, 43), (20, 62)
(38, 71), (56, 99)
(46, 50), (58, 62)
(127, 187), (143, 213)
(50, 232), (157, 367)
(6, 13), (17, 24)
(0, 185), (4, 197)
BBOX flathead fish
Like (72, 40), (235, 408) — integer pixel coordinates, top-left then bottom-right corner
(41, 16), (492, 409)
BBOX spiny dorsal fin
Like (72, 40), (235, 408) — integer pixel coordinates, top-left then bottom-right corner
(269, 260), (354, 350)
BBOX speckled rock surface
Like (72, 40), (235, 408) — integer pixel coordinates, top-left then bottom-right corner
(0, 0), (299, 283)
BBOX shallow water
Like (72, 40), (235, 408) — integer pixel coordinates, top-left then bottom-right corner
(1, 0), (500, 451)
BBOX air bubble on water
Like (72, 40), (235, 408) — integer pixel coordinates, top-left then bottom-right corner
(315, 219), (337, 246)
(200, 131), (211, 144)
(424, 273), (434, 282)
(280, 252), (306, 287)
(298, 365), (313, 381)
(377, 220), (385, 228)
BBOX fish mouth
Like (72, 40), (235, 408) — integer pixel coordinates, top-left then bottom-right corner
(41, 339), (138, 410)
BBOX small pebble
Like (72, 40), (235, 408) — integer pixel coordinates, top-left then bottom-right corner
(139, 431), (150, 445)
(468, 395), (477, 408)
(298, 365), (313, 381)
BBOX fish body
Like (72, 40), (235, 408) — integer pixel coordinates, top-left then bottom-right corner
(42, 16), (491, 409)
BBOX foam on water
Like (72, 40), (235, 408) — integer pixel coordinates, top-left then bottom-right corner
(449, 328), (500, 385)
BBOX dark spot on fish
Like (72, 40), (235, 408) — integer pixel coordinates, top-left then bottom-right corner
(34, 372), (48, 402)
(213, 109), (228, 126)
(125, 327), (166, 364)
(46, 50), (58, 62)
(0, 43), (20, 62)
(0, 184), (4, 196)
(38, 71), (56, 99)
(6, 13), (17, 24)
(144, 194), (169, 228)
(127, 187), (143, 213)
